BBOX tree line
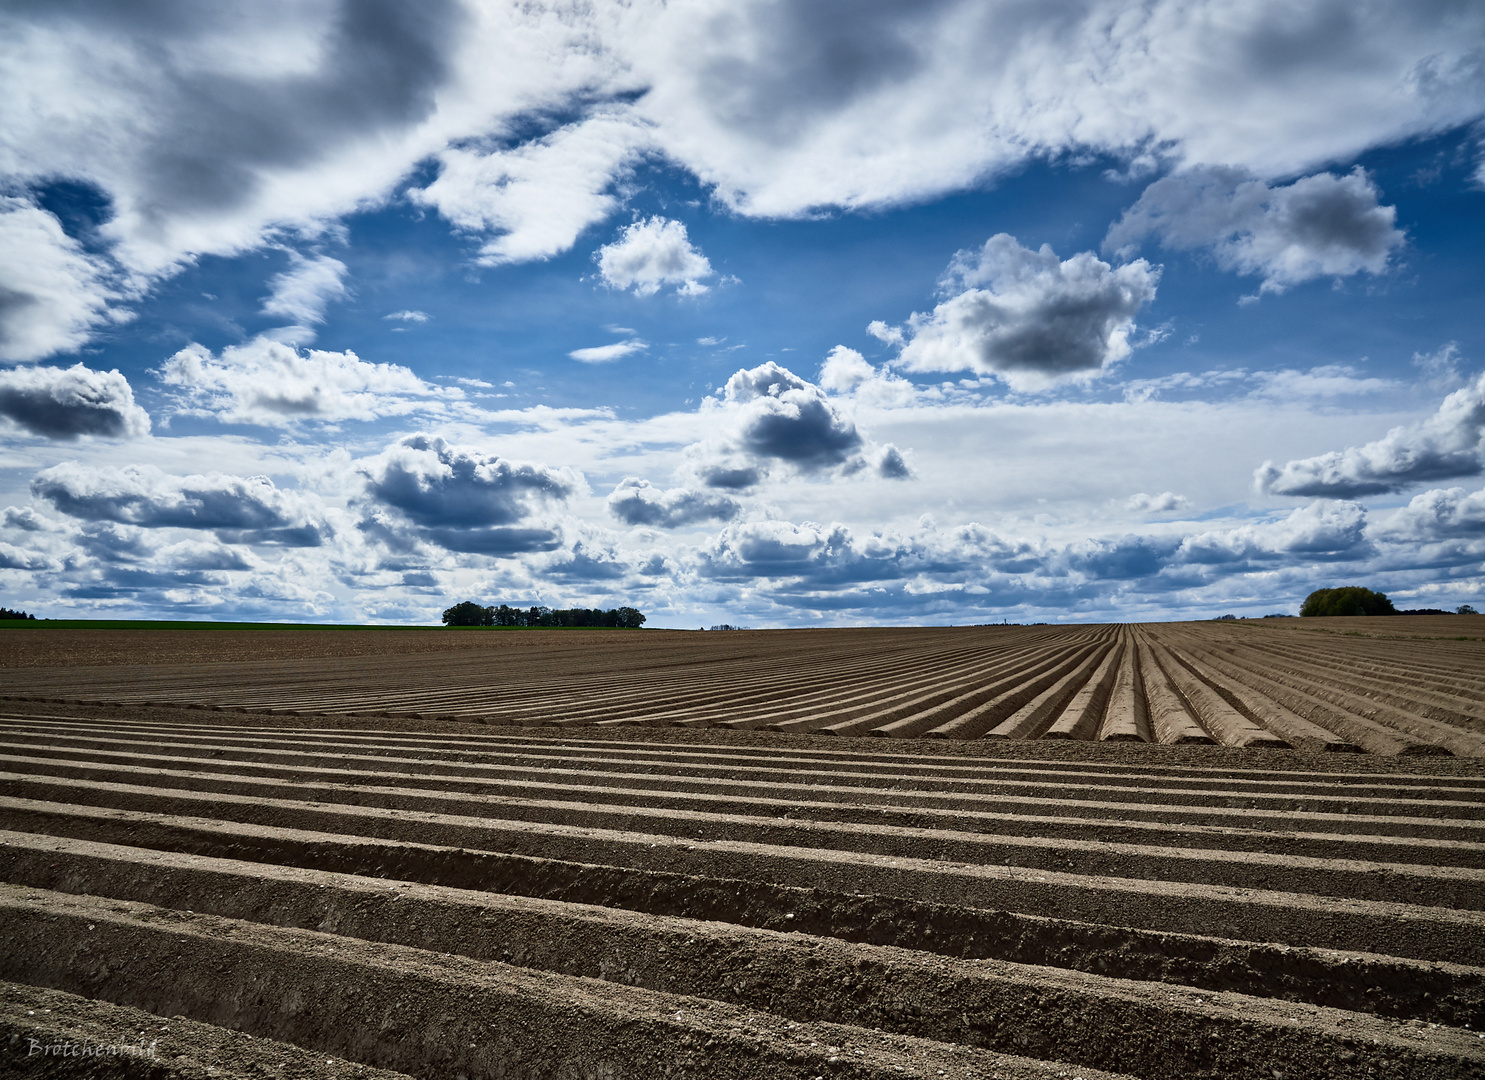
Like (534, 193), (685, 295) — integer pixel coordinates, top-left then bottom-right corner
(1300, 587), (1477, 617)
(441, 601), (646, 628)
(0, 607), (36, 621)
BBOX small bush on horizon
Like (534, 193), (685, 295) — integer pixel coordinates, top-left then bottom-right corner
(1299, 587), (1396, 617)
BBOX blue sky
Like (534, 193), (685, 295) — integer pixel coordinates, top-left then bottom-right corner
(2, 1), (1485, 626)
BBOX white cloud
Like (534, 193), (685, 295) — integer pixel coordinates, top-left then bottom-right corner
(159, 336), (458, 427)
(0, 363), (150, 440)
(607, 478), (740, 528)
(413, 112), (651, 266)
(1256, 371), (1485, 497)
(594, 217), (714, 297)
(1127, 491), (1189, 513)
(1105, 167), (1405, 294)
(818, 345), (876, 393)
(1414, 342), (1463, 389)
(626, 2), (1485, 217)
(819, 345), (919, 407)
(384, 310), (430, 323)
(0, 197), (127, 363)
(888, 234), (1159, 388)
(1177, 501), (1370, 565)
(1123, 363), (1396, 404)
(866, 321), (905, 347)
(569, 339), (648, 364)
(1372, 485), (1485, 543)
(260, 251), (349, 326)
(2, 1), (1480, 344)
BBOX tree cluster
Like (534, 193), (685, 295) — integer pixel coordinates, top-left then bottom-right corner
(0, 607), (36, 621)
(441, 601), (645, 628)
(1299, 587), (1396, 617)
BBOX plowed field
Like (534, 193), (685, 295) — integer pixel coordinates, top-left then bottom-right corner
(0, 619), (1482, 1078)
(3, 617), (1483, 752)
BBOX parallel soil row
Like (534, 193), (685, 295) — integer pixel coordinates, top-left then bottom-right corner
(0, 698), (1482, 1078)
(1, 617), (1482, 754)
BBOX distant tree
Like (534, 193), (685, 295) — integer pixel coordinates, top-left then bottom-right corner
(441, 601), (492, 627)
(443, 600), (646, 628)
(1299, 587), (1397, 617)
(0, 607), (36, 621)
(1461, 604), (1480, 615)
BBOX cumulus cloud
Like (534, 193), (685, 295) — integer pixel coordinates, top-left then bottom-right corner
(0, 364), (150, 440)
(818, 346), (876, 393)
(0, 197), (127, 362)
(1178, 501), (1370, 564)
(700, 520), (897, 585)
(569, 339), (647, 364)
(413, 112), (650, 266)
(594, 217), (714, 297)
(261, 251), (350, 326)
(607, 478), (740, 528)
(721, 361), (863, 471)
(695, 463), (765, 491)
(32, 462), (324, 546)
(357, 434), (575, 555)
(1256, 372), (1485, 497)
(160, 336), (457, 426)
(1372, 485), (1485, 543)
(888, 235), (1159, 387)
(384, 309), (429, 323)
(1105, 167), (1404, 294)
(1127, 491), (1189, 513)
(875, 444), (911, 480)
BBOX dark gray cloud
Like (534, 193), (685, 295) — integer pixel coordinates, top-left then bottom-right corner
(1062, 536), (1181, 580)
(875, 444), (911, 479)
(358, 434), (574, 555)
(697, 464), (765, 491)
(1105, 166), (1404, 293)
(544, 541), (628, 582)
(892, 235), (1159, 385)
(700, 520), (900, 585)
(682, 0), (955, 142)
(420, 526), (563, 556)
(23, 0), (461, 222)
(723, 361), (863, 470)
(1256, 372), (1485, 497)
(31, 461), (324, 545)
(0, 543), (50, 571)
(361, 434), (573, 526)
(607, 478), (740, 528)
(0, 363), (150, 439)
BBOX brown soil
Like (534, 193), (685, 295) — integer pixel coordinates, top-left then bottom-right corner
(0, 623), (1482, 1078)
(2, 620), (1480, 754)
